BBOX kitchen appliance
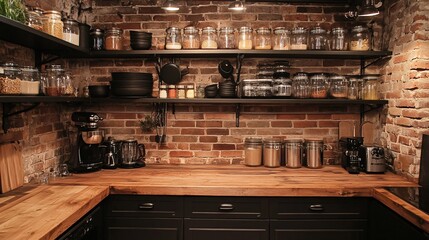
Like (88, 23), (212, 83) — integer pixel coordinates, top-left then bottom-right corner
(102, 137), (122, 169)
(340, 137), (364, 174)
(68, 112), (104, 173)
(358, 145), (386, 173)
(120, 139), (146, 168)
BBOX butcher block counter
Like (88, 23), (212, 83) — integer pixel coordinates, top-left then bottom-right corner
(1, 165), (427, 239)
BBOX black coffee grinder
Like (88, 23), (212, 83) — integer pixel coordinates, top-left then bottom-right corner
(68, 112), (104, 173)
(339, 137), (364, 174)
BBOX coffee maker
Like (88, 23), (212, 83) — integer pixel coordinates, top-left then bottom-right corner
(68, 112), (104, 173)
(339, 137), (364, 174)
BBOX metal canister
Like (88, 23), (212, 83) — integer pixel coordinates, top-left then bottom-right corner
(244, 137), (263, 166)
(285, 139), (303, 168)
(304, 138), (324, 168)
(263, 138), (282, 168)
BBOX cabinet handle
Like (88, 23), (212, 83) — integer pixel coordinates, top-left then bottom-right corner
(219, 203), (234, 211)
(139, 203), (154, 210)
(309, 204), (324, 211)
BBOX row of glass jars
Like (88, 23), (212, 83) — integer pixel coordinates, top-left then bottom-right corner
(159, 84), (195, 99)
(90, 27), (125, 51)
(165, 25), (371, 51)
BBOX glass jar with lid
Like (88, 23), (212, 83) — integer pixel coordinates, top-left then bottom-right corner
(263, 138), (283, 168)
(26, 9), (43, 31)
(186, 84), (195, 98)
(168, 85), (177, 98)
(254, 27), (272, 50)
(257, 63), (275, 79)
(350, 26), (370, 51)
(90, 28), (104, 51)
(200, 27), (218, 49)
(105, 27), (123, 50)
(177, 85), (186, 98)
(183, 26), (200, 49)
(20, 66), (40, 95)
(45, 64), (65, 96)
(310, 73), (328, 98)
(62, 19), (80, 46)
(241, 79), (273, 97)
(218, 27), (236, 49)
(159, 85), (167, 99)
(273, 27), (290, 50)
(347, 75), (362, 100)
(331, 27), (348, 50)
(309, 26), (328, 50)
(292, 72), (310, 98)
(291, 27), (308, 50)
(362, 75), (380, 100)
(244, 137), (263, 166)
(165, 27), (182, 50)
(62, 71), (74, 96)
(238, 27), (253, 50)
(329, 75), (348, 98)
(273, 61), (291, 97)
(0, 62), (22, 95)
(42, 10), (63, 39)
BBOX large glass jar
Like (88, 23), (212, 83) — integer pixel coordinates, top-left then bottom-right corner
(310, 73), (328, 98)
(362, 75), (380, 100)
(218, 27), (236, 49)
(90, 28), (104, 51)
(292, 72), (310, 98)
(329, 75), (348, 98)
(347, 75), (362, 100)
(350, 26), (370, 51)
(200, 27), (218, 49)
(165, 27), (182, 50)
(309, 26), (328, 50)
(105, 27), (123, 50)
(0, 62), (22, 95)
(263, 138), (282, 168)
(42, 10), (63, 39)
(238, 26), (253, 50)
(244, 137), (263, 166)
(257, 63), (274, 79)
(331, 27), (348, 50)
(26, 9), (43, 31)
(45, 64), (65, 96)
(291, 27), (308, 50)
(255, 27), (272, 50)
(273, 27), (290, 50)
(62, 19), (80, 46)
(20, 66), (40, 95)
(183, 26), (200, 49)
(62, 71), (74, 96)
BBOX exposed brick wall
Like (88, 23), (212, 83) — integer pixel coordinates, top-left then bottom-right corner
(381, 0), (429, 181)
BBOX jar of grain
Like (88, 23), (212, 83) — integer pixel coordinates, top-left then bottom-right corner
(20, 66), (40, 95)
(263, 138), (282, 168)
(42, 10), (63, 39)
(362, 75), (380, 100)
(183, 26), (200, 49)
(165, 27), (182, 50)
(310, 73), (328, 98)
(244, 137), (263, 166)
(168, 85), (177, 98)
(186, 84), (195, 98)
(291, 27), (308, 50)
(218, 27), (236, 49)
(350, 26), (370, 51)
(0, 62), (22, 95)
(105, 27), (123, 50)
(159, 85), (168, 99)
(27, 9), (43, 31)
(273, 27), (290, 50)
(255, 27), (272, 50)
(238, 26), (253, 50)
(177, 85), (186, 98)
(62, 19), (80, 46)
(201, 27), (218, 49)
(329, 75), (348, 98)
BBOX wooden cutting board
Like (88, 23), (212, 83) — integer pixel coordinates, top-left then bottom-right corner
(0, 143), (24, 193)
(362, 122), (375, 146)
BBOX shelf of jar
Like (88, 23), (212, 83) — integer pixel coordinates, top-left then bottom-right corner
(0, 15), (88, 57)
(88, 49), (392, 59)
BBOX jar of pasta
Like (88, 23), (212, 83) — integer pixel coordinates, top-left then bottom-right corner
(255, 27), (272, 50)
(238, 27), (253, 50)
(42, 10), (63, 39)
(183, 26), (200, 49)
(27, 9), (43, 31)
(350, 26), (370, 51)
(201, 27), (218, 49)
(218, 27), (236, 49)
(105, 27), (123, 50)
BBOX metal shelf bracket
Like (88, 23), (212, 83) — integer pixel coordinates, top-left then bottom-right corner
(236, 104), (241, 127)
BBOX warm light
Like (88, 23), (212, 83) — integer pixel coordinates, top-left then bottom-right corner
(228, 0), (246, 11)
(162, 0), (180, 12)
(358, 0), (380, 17)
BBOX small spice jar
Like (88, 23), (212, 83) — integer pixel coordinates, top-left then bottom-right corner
(331, 27), (348, 50)
(105, 27), (123, 50)
(292, 72), (310, 98)
(90, 28), (104, 51)
(310, 73), (328, 98)
(362, 75), (380, 100)
(62, 19), (80, 46)
(186, 84), (195, 98)
(183, 26), (200, 49)
(177, 85), (186, 98)
(263, 138), (282, 168)
(273, 27), (290, 50)
(309, 26), (328, 50)
(168, 85), (177, 98)
(165, 27), (182, 50)
(254, 27), (272, 50)
(291, 27), (308, 50)
(238, 26), (253, 50)
(350, 26), (370, 51)
(26, 9), (43, 31)
(244, 137), (263, 167)
(218, 27), (236, 49)
(329, 75), (348, 99)
(159, 85), (168, 99)
(200, 27), (218, 49)
(42, 10), (63, 39)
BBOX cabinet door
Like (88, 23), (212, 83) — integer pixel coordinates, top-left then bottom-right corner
(184, 219), (269, 240)
(105, 217), (183, 240)
(271, 219), (368, 240)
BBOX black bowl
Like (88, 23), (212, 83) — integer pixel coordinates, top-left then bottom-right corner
(130, 31), (152, 36)
(111, 87), (152, 96)
(130, 43), (152, 50)
(89, 85), (110, 98)
(111, 72), (153, 81)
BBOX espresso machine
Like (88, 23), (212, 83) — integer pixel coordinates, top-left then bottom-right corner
(339, 137), (364, 174)
(68, 112), (104, 173)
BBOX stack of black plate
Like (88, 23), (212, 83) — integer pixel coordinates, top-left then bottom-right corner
(111, 72), (153, 97)
(130, 31), (152, 50)
(204, 84), (218, 98)
(219, 80), (236, 98)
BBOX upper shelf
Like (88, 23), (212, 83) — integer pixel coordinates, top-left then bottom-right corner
(0, 15), (88, 57)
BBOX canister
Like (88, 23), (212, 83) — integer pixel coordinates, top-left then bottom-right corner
(183, 26), (200, 49)
(105, 27), (123, 50)
(238, 26), (253, 50)
(362, 74), (380, 100)
(304, 138), (324, 169)
(62, 19), (80, 46)
(292, 72), (310, 98)
(254, 27), (272, 50)
(273, 27), (290, 50)
(165, 27), (182, 49)
(350, 26), (370, 51)
(291, 27), (308, 50)
(244, 137), (263, 166)
(201, 27), (218, 49)
(263, 138), (282, 168)
(309, 26), (328, 50)
(331, 27), (348, 50)
(218, 27), (236, 49)
(42, 10), (63, 39)
(285, 139), (304, 168)
(310, 73), (328, 98)
(90, 28), (104, 51)
(329, 75), (348, 98)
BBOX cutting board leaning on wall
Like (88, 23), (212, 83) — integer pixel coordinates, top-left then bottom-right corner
(0, 142), (24, 193)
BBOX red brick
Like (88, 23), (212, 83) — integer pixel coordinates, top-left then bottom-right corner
(220, 151), (243, 158)
(213, 144), (236, 150)
(294, 121), (318, 128)
(190, 144), (212, 151)
(394, 117), (413, 127)
(205, 113), (234, 120)
(277, 114), (306, 120)
(283, 14), (308, 21)
(170, 151), (193, 158)
(207, 129), (229, 135)
(199, 136), (218, 142)
(231, 129), (257, 136)
(395, 100), (416, 108)
(271, 121), (293, 127)
(172, 121), (196, 127)
(172, 136), (198, 142)
(219, 136), (242, 143)
(256, 129), (283, 135)
(206, 14), (231, 20)
(319, 121), (338, 128)
(191, 5), (218, 13)
(303, 129), (331, 136)
(196, 121), (222, 127)
(411, 60), (429, 70)
(108, 113), (137, 119)
(258, 14), (283, 21)
(181, 129), (205, 135)
(195, 151), (220, 158)
(247, 121), (270, 128)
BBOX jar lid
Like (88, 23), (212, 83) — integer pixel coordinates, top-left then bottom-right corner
(62, 18), (79, 26)
(106, 27), (123, 34)
(160, 85), (167, 89)
(177, 85), (185, 89)
(264, 138), (283, 144)
(242, 79), (273, 84)
(239, 26), (252, 33)
(29, 7), (44, 15)
(293, 72), (308, 79)
(332, 27), (346, 33)
(256, 27), (271, 34)
(187, 84), (194, 88)
(273, 78), (291, 84)
(202, 26), (216, 33)
(166, 27), (181, 33)
(43, 10), (61, 16)
(285, 138), (303, 143)
(168, 85), (176, 88)
(352, 25), (368, 32)
(90, 28), (104, 36)
(2, 62), (19, 68)
(273, 27), (288, 33)
(310, 27), (326, 34)
(219, 26), (234, 33)
(21, 66), (38, 72)
(292, 27), (307, 34)
(245, 137), (263, 144)
(304, 138), (323, 143)
(184, 26), (198, 33)
(310, 73), (328, 80)
(329, 75), (347, 80)
(362, 74), (380, 80)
